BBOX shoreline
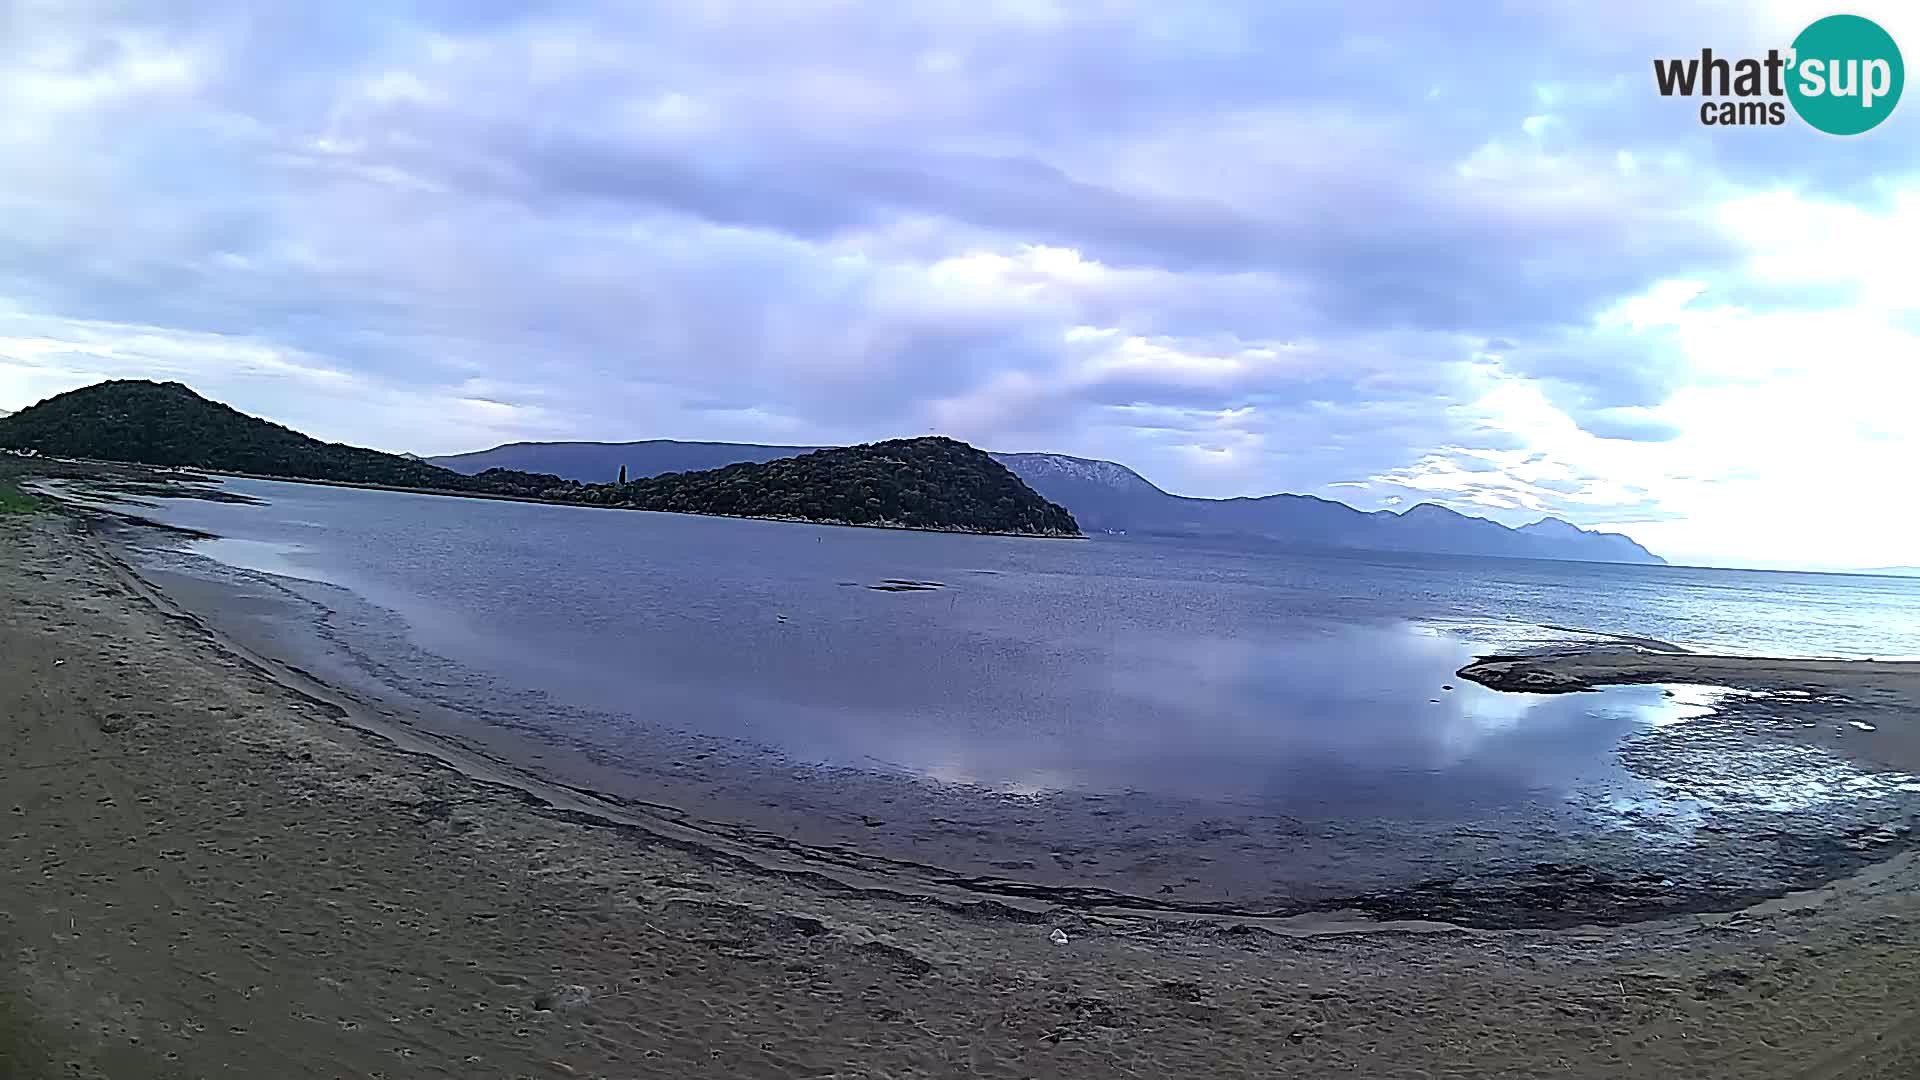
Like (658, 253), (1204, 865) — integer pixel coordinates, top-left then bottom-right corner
(93, 518), (1122, 927)
(94, 499), (1920, 931)
(80, 517), (1687, 930)
(70, 528), (1476, 937)
(1456, 649), (1920, 810)
(6, 508), (1920, 1074)
(1460, 648), (1920, 693)
(46, 466), (1920, 928)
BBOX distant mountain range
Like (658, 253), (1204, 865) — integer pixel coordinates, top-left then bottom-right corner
(434, 439), (816, 480)
(432, 441), (1666, 565)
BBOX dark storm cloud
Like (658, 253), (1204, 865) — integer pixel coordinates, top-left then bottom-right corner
(466, 114), (1728, 339)
(237, 0), (1747, 340)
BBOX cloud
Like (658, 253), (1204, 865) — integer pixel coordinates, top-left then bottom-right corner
(0, 1), (1916, 567)
(1576, 409), (1684, 443)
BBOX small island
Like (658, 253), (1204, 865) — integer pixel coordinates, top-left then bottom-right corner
(568, 438), (1080, 536)
(0, 380), (1080, 537)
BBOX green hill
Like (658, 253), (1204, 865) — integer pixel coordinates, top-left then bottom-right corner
(0, 380), (557, 496)
(571, 437), (1080, 535)
(0, 381), (1078, 536)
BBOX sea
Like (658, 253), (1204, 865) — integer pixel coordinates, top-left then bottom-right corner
(92, 477), (1920, 924)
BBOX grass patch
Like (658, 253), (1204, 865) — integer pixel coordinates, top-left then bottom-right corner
(0, 480), (41, 514)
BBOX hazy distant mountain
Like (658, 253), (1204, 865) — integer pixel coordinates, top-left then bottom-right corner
(1516, 517), (1659, 565)
(1859, 567), (1920, 578)
(434, 441), (1666, 565)
(1002, 453), (1664, 563)
(431, 440), (821, 484)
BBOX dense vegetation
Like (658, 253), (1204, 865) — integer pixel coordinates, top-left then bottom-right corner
(0, 381), (1078, 535)
(0, 381), (556, 494)
(570, 437), (1080, 535)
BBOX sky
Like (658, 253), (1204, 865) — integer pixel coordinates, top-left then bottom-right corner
(1, 1), (1916, 570)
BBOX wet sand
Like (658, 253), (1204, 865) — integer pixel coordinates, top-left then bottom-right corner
(5, 510), (1920, 1077)
(1461, 651), (1920, 776)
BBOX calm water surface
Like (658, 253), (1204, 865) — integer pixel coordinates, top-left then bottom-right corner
(102, 477), (1920, 918)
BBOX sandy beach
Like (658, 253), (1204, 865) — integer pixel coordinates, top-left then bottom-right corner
(5, 506), (1920, 1078)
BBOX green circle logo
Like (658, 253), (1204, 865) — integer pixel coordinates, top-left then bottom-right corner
(1787, 14), (1904, 135)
